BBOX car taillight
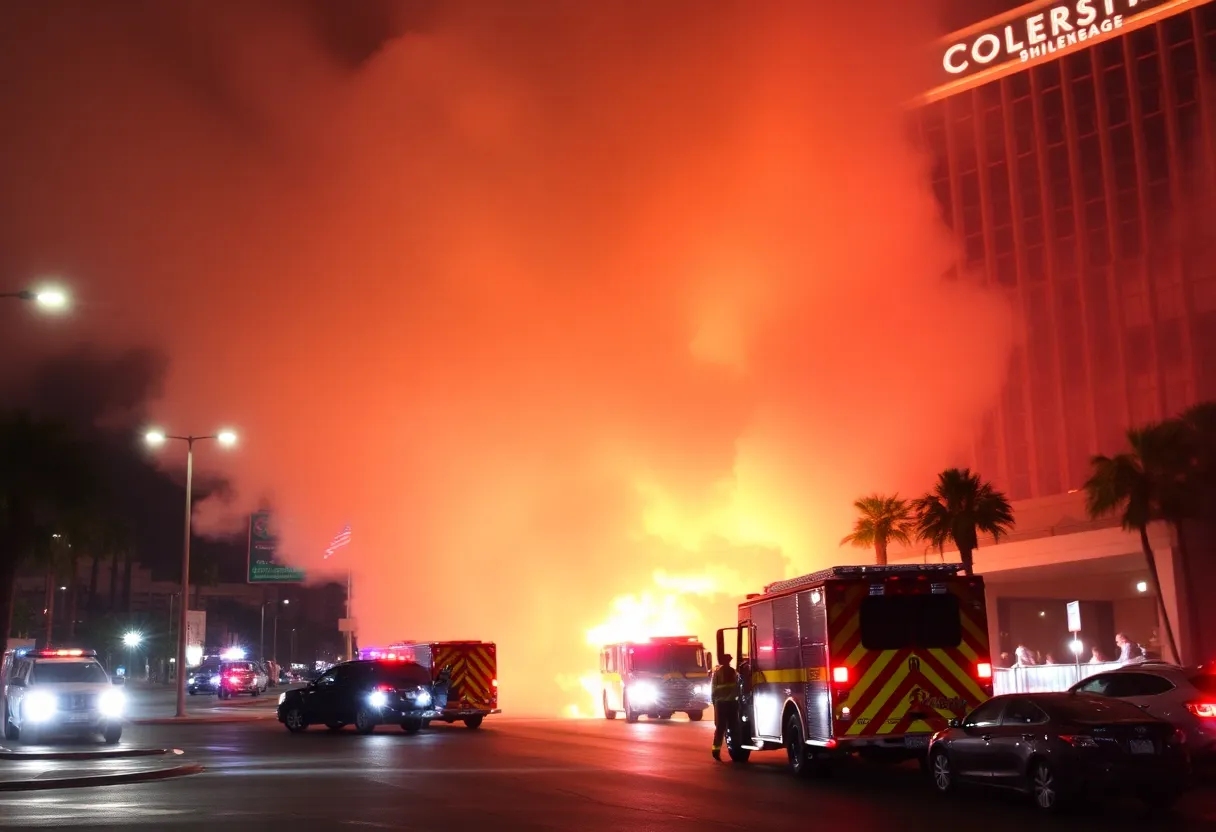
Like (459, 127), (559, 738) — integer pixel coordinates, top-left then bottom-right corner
(376, 683), (394, 693)
(1186, 702), (1216, 718)
(976, 662), (992, 679)
(832, 666), (849, 685)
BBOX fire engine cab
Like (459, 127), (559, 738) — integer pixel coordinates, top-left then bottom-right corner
(716, 563), (992, 774)
(360, 641), (500, 728)
(599, 636), (713, 723)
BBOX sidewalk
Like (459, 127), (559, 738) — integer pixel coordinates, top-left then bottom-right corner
(0, 747), (203, 791)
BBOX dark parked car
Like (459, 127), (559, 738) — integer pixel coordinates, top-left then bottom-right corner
(928, 692), (1188, 811)
(277, 659), (439, 735)
(187, 662), (222, 695)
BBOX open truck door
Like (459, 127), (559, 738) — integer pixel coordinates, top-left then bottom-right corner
(715, 623), (756, 763)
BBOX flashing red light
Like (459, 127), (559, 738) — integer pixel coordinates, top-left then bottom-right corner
(825, 738), (837, 749)
(976, 662), (993, 679)
(376, 683), (395, 693)
(832, 666), (850, 684)
(491, 678), (498, 688)
(36, 648), (89, 658)
(1187, 702), (1216, 718)
(228, 676), (241, 685)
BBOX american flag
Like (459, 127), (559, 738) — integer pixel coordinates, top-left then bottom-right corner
(323, 525), (352, 560)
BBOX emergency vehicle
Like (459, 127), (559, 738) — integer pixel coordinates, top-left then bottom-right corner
(360, 641), (500, 728)
(599, 636), (713, 723)
(716, 563), (992, 774)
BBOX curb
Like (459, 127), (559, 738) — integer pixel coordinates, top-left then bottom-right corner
(0, 763), (204, 792)
(130, 714), (273, 726)
(0, 747), (174, 761)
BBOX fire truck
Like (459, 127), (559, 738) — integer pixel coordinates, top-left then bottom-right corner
(599, 636), (713, 723)
(716, 563), (992, 774)
(360, 641), (500, 728)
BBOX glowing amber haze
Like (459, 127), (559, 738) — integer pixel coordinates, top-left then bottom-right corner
(0, 1), (1012, 715)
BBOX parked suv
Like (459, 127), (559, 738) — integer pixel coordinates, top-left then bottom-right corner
(1069, 661), (1216, 757)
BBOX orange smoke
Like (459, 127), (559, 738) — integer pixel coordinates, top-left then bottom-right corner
(0, 1), (1012, 715)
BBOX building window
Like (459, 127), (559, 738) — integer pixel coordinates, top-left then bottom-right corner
(1103, 67), (1131, 126)
(1143, 115), (1169, 181)
(1024, 216), (1044, 246)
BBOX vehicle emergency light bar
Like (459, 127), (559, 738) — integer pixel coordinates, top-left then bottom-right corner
(33, 648), (96, 658)
(763, 563), (967, 595)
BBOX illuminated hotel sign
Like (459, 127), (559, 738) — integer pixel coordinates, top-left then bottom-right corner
(941, 0), (1169, 79)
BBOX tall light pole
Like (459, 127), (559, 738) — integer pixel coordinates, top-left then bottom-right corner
(273, 600), (289, 668)
(260, 598), (288, 662)
(145, 428), (238, 718)
(2, 286), (69, 311)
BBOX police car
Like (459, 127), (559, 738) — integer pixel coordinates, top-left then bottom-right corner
(2, 648), (126, 744)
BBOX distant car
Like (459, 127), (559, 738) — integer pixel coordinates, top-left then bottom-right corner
(928, 692), (1188, 811)
(278, 659), (439, 735)
(2, 648), (126, 744)
(1069, 662), (1216, 757)
(187, 662), (223, 695)
(217, 661), (268, 699)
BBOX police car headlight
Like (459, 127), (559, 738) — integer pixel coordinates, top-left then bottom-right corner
(693, 684), (709, 698)
(99, 689), (125, 718)
(25, 691), (57, 722)
(628, 682), (657, 704)
(210, 675), (221, 685)
(415, 689), (432, 707)
(368, 690), (389, 709)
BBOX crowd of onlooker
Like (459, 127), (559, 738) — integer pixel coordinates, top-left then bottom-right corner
(1000, 631), (1155, 668)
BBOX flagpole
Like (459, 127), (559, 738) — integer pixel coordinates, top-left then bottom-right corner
(344, 567), (353, 662)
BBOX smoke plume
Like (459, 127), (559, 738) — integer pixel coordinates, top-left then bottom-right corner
(0, 0), (1013, 713)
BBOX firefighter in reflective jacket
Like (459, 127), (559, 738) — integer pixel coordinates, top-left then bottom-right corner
(710, 654), (739, 761)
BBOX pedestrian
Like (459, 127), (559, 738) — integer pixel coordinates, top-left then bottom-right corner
(710, 654), (739, 761)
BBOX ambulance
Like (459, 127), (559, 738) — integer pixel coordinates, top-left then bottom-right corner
(599, 636), (713, 722)
(716, 563), (992, 774)
(360, 640), (499, 728)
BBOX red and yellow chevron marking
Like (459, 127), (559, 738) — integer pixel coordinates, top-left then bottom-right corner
(432, 643), (497, 709)
(825, 580), (990, 738)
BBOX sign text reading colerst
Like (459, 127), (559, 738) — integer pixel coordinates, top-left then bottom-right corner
(942, 0), (1167, 79)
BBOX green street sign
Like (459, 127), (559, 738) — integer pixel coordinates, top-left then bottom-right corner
(247, 511), (306, 584)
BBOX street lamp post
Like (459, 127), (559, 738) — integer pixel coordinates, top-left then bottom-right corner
(273, 600), (289, 668)
(123, 631), (143, 680)
(260, 598), (287, 663)
(145, 428), (237, 718)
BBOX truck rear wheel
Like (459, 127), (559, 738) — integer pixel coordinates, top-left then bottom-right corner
(724, 723), (750, 763)
(603, 693), (616, 720)
(624, 695), (639, 724)
(463, 715), (484, 729)
(687, 710), (704, 722)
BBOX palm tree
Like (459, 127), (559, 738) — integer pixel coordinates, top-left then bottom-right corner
(841, 494), (916, 566)
(913, 468), (1015, 577)
(1083, 423), (1186, 664)
(0, 411), (105, 659)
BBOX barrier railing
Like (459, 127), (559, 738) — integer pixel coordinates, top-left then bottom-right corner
(993, 661), (1125, 695)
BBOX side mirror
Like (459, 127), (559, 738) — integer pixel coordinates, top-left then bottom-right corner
(111, 676), (126, 686)
(948, 718), (962, 729)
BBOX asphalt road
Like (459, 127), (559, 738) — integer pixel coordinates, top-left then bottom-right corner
(1, 715), (1214, 830)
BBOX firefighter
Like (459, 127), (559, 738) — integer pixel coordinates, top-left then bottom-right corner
(710, 654), (739, 761)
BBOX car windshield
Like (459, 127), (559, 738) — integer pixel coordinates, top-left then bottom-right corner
(375, 661), (431, 685)
(1052, 694), (1155, 722)
(629, 645), (704, 674)
(30, 661), (110, 685)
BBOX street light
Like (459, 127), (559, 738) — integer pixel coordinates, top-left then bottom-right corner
(260, 598), (288, 663)
(145, 427), (239, 718)
(123, 631), (143, 681)
(2, 286), (70, 311)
